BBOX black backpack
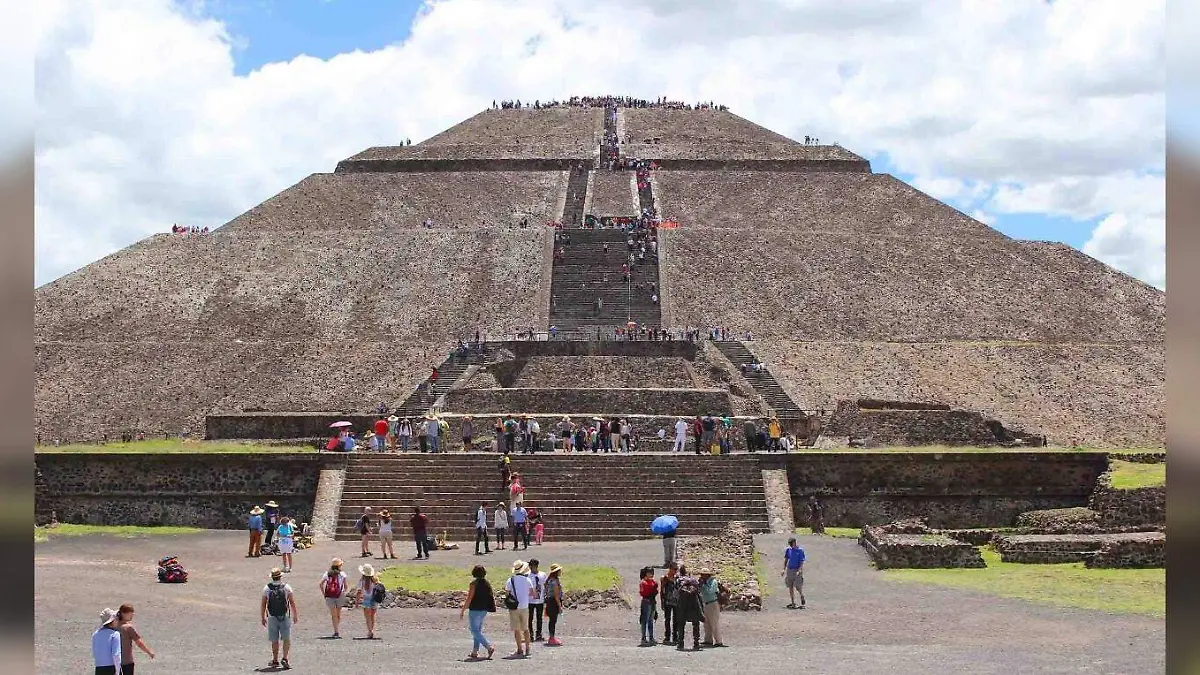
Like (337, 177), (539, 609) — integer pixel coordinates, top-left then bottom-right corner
(266, 583), (289, 618)
(371, 582), (386, 604)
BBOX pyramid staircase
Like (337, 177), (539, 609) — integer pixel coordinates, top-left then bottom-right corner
(713, 341), (804, 418)
(393, 352), (479, 417)
(562, 163), (589, 227)
(334, 453), (769, 542)
(548, 228), (662, 332)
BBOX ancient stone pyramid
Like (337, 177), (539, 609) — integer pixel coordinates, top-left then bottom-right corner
(35, 102), (1164, 447)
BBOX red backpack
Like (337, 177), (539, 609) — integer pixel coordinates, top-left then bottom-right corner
(323, 573), (343, 598)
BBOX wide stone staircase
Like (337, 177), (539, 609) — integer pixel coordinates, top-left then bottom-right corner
(549, 228), (662, 331)
(562, 163), (589, 227)
(393, 352), (478, 417)
(714, 341), (803, 417)
(334, 453), (769, 542)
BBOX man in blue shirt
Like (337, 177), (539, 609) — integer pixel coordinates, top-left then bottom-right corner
(782, 537), (806, 609)
(511, 504), (529, 551)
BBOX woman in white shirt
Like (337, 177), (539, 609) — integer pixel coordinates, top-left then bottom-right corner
(494, 503), (509, 550)
(397, 418), (413, 453)
(377, 509), (396, 559)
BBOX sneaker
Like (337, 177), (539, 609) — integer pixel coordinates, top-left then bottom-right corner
(547, 637), (562, 646)
(786, 603), (797, 609)
(675, 643), (685, 651)
(714, 643), (728, 648)
(281, 658), (291, 669)
(267, 660), (279, 669)
(535, 636), (544, 642)
(661, 638), (672, 645)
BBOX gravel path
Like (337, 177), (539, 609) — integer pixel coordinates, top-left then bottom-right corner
(36, 531), (1163, 674)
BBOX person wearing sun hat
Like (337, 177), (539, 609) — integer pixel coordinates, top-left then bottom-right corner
(91, 607), (122, 674)
(697, 568), (726, 648)
(544, 564), (565, 646)
(263, 500), (280, 548)
(355, 563), (382, 639)
(503, 560), (534, 657)
(261, 567), (297, 670)
(248, 505), (265, 557)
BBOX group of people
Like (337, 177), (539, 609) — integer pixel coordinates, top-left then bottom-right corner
(462, 558), (565, 660)
(669, 414), (797, 454)
(472, 498), (545, 554)
(169, 224), (208, 235)
(246, 501), (310, 572)
(350, 506), (433, 560)
(91, 605), (156, 674)
(490, 95), (728, 111)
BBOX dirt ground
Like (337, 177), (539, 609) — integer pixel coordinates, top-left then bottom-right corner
(35, 531), (1164, 674)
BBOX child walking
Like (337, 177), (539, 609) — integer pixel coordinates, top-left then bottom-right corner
(638, 566), (659, 646)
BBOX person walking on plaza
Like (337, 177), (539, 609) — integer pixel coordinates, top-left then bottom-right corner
(261, 567), (298, 670)
(426, 414), (442, 453)
(494, 502), (509, 550)
(355, 563), (383, 640)
(511, 503), (529, 550)
(117, 603), (156, 673)
(276, 516), (296, 573)
(527, 559), (547, 642)
(247, 505), (264, 557)
(460, 564), (497, 660)
(662, 526), (678, 567)
(475, 501), (492, 555)
(411, 506), (431, 560)
(92, 608), (122, 675)
(355, 507), (374, 558)
(659, 562), (680, 645)
(378, 509), (396, 559)
(504, 560), (535, 658)
(544, 564), (565, 646)
(673, 568), (703, 651)
(319, 558), (347, 638)
(783, 536), (807, 608)
(698, 569), (726, 648)
(638, 566), (659, 646)
(263, 500), (280, 548)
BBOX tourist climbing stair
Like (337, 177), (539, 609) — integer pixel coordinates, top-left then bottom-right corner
(714, 341), (804, 417)
(393, 352), (477, 417)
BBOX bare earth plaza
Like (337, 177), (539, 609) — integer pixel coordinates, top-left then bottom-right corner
(34, 97), (1165, 673)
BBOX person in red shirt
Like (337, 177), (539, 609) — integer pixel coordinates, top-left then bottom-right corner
(638, 567), (659, 645)
(410, 506), (430, 560)
(373, 418), (389, 452)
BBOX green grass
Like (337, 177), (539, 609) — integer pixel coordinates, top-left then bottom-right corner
(35, 439), (314, 454)
(795, 527), (860, 539)
(752, 550), (771, 598)
(376, 564), (620, 593)
(787, 445), (1164, 454)
(34, 523), (205, 542)
(883, 548), (1164, 617)
(1108, 460), (1165, 490)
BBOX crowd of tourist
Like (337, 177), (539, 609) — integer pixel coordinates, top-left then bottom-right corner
(491, 95), (728, 111)
(169, 224), (209, 235)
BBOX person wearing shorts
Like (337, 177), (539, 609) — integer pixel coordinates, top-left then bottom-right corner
(782, 537), (806, 609)
(504, 560), (534, 658)
(319, 558), (347, 638)
(261, 568), (297, 670)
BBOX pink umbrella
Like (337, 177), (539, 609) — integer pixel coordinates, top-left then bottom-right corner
(329, 421), (353, 428)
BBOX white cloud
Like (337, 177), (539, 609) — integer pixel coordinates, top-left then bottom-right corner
(34, 0), (1166, 288)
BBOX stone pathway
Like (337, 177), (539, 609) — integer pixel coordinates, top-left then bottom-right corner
(35, 531), (1163, 674)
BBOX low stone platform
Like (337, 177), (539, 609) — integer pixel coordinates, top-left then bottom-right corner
(993, 532), (1165, 565)
(859, 525), (986, 569)
(441, 387), (732, 416)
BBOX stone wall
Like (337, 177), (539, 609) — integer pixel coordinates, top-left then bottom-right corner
(336, 157), (590, 172)
(823, 400), (1044, 447)
(1089, 483), (1166, 528)
(859, 524), (985, 569)
(677, 521), (762, 611)
(34, 452), (337, 528)
(1087, 536), (1166, 568)
(492, 340), (699, 359)
(994, 532), (1164, 565)
(442, 387), (732, 416)
(480, 356), (704, 389)
(784, 452), (1107, 528)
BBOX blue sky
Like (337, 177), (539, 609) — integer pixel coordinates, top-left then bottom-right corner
(206, 0), (422, 76)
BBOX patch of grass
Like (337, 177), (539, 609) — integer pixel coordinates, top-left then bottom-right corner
(752, 550), (771, 598)
(36, 439), (314, 454)
(1108, 460), (1165, 490)
(794, 527), (860, 539)
(787, 445), (1106, 454)
(34, 523), (205, 543)
(376, 564), (620, 593)
(883, 548), (1164, 617)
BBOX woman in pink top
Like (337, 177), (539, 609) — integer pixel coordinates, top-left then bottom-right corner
(509, 474), (525, 506)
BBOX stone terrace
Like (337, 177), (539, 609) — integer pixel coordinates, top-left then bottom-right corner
(753, 340), (1164, 447)
(655, 171), (1008, 239)
(35, 228), (549, 342)
(589, 171), (636, 215)
(219, 171), (566, 231)
(343, 107), (603, 162)
(623, 108), (868, 164)
(660, 230), (1164, 343)
(485, 355), (712, 389)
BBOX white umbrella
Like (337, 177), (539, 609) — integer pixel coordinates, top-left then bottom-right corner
(329, 421), (353, 428)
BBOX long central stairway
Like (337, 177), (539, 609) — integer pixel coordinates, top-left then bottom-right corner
(549, 229), (662, 331)
(335, 453), (768, 542)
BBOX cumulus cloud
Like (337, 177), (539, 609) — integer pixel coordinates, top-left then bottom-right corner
(35, 0), (1165, 288)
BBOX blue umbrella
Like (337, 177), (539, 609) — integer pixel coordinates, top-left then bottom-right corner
(651, 515), (679, 535)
